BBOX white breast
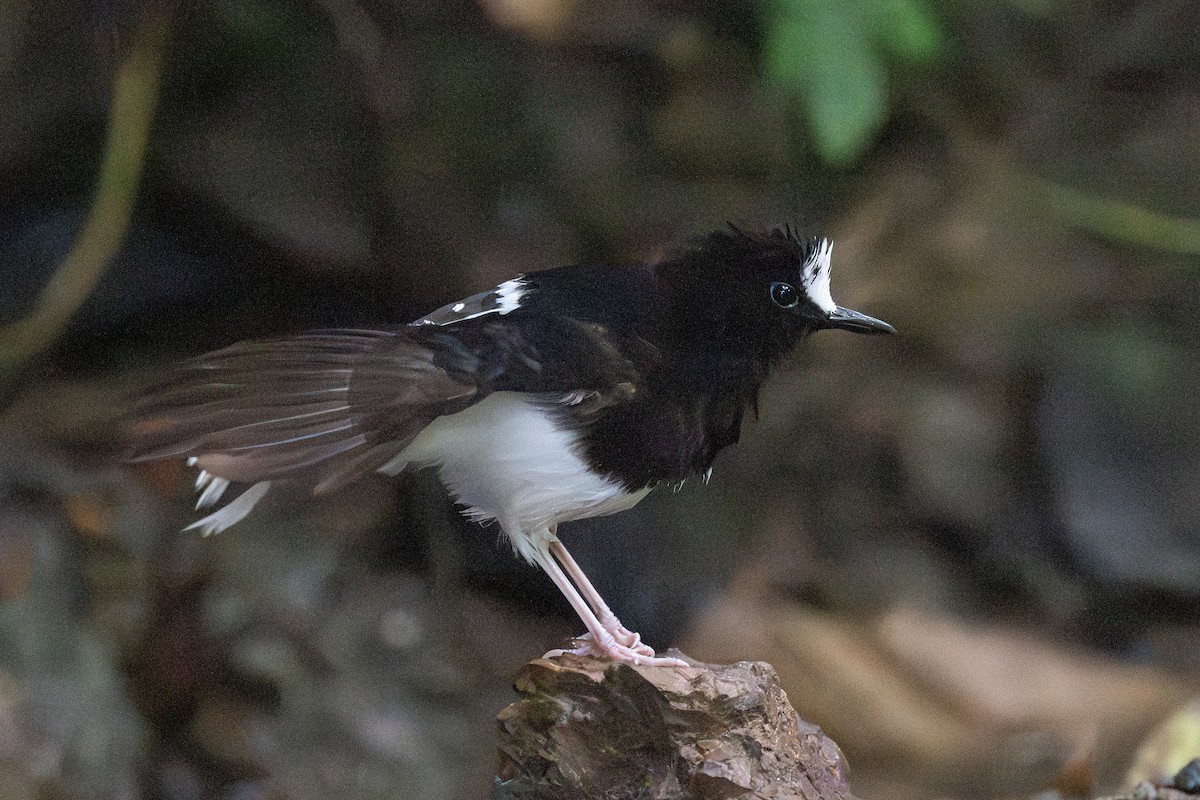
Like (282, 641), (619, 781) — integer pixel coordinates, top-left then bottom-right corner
(380, 393), (651, 560)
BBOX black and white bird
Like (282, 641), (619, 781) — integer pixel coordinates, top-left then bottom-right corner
(128, 225), (894, 666)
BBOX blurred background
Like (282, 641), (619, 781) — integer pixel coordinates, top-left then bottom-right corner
(0, 1), (1198, 798)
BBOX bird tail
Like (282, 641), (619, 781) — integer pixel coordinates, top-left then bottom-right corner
(128, 330), (406, 533)
(129, 331), (391, 471)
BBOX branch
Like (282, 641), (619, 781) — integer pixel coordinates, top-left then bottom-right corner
(0, 1), (174, 393)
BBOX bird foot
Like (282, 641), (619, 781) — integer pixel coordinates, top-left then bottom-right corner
(604, 622), (655, 656)
(544, 631), (689, 667)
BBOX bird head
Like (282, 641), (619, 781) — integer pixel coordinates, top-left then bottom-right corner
(658, 225), (895, 360)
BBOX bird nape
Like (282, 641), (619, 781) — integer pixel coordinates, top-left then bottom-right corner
(127, 225), (894, 666)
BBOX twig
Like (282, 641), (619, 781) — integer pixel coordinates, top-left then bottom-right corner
(1022, 177), (1200, 256)
(0, 1), (174, 399)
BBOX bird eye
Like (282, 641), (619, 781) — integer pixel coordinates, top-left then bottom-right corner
(770, 281), (799, 308)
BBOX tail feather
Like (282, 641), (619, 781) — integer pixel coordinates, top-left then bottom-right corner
(128, 332), (382, 471)
(127, 328), (483, 524)
(184, 481), (273, 536)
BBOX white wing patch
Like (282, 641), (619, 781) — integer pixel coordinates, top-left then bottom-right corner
(802, 238), (836, 313)
(495, 278), (526, 314)
(413, 277), (528, 326)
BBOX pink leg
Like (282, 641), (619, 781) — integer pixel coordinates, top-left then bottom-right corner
(530, 544), (686, 667)
(548, 540), (653, 656)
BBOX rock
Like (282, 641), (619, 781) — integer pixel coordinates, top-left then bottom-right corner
(494, 653), (857, 800)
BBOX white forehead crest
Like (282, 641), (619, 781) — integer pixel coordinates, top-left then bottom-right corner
(802, 238), (836, 313)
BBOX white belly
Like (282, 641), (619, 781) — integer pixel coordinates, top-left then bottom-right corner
(382, 393), (651, 553)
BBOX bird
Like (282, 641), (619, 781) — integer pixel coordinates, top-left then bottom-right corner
(127, 225), (894, 666)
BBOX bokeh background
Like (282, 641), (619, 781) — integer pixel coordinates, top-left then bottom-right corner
(0, 1), (1198, 798)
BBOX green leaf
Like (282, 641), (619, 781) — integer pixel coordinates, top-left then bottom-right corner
(765, 0), (888, 165)
(873, 0), (945, 62)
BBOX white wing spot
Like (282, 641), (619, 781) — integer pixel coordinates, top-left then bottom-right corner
(412, 277), (528, 326)
(496, 278), (526, 314)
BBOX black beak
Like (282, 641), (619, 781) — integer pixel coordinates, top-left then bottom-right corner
(825, 305), (896, 335)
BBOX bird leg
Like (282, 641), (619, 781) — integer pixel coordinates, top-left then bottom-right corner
(529, 541), (685, 667)
(547, 539), (653, 656)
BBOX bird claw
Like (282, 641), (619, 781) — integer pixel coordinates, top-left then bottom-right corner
(608, 625), (655, 656)
(544, 631), (689, 668)
(591, 613), (655, 655)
